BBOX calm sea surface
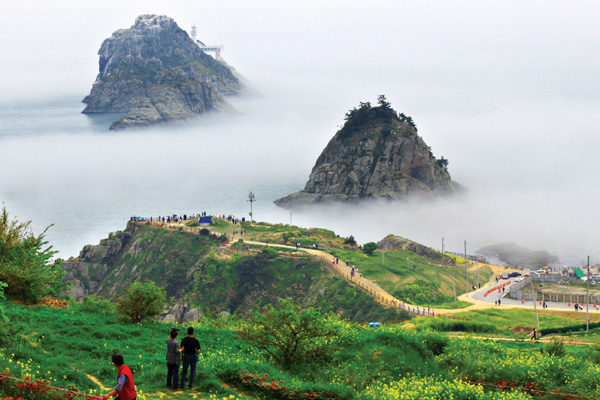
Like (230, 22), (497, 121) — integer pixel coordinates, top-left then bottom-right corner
(0, 96), (304, 258)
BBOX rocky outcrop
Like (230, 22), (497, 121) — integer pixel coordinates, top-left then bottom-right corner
(275, 98), (462, 207)
(82, 14), (241, 130)
(477, 243), (558, 268)
(377, 234), (454, 263)
(159, 304), (203, 324)
(61, 230), (132, 300)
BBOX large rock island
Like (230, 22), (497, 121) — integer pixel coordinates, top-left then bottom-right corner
(82, 14), (241, 130)
(275, 96), (462, 207)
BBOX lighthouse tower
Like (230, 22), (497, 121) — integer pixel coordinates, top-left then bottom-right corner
(190, 24), (197, 42)
(189, 24), (224, 60)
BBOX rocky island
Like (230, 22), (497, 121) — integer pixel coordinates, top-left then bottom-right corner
(82, 14), (241, 130)
(275, 96), (462, 207)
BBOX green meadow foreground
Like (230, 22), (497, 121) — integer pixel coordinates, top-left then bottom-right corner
(3, 211), (600, 400)
(3, 298), (600, 400)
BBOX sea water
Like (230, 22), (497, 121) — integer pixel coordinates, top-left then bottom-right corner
(0, 96), (305, 258)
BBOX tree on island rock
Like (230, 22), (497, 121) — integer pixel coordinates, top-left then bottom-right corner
(274, 96), (462, 208)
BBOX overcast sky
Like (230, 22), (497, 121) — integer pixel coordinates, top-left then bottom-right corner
(1, 1), (599, 261)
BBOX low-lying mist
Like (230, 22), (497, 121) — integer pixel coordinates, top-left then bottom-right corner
(1, 1), (599, 263)
(1, 79), (599, 264)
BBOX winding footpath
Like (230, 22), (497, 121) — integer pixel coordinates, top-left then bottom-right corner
(143, 220), (596, 317)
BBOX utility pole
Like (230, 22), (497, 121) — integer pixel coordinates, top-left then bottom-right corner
(465, 240), (469, 295)
(532, 287), (540, 330)
(248, 191), (256, 222)
(453, 272), (456, 305)
(587, 255), (590, 331)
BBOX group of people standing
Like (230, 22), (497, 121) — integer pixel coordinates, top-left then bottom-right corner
(165, 326), (202, 390)
(98, 327), (201, 400)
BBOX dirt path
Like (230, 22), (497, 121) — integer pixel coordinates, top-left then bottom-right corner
(86, 374), (110, 391)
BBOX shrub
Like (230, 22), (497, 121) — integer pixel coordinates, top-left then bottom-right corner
(115, 281), (166, 323)
(362, 242), (378, 255)
(238, 299), (340, 369)
(75, 295), (115, 316)
(344, 235), (356, 246)
(199, 228), (210, 236)
(261, 247), (279, 259)
(0, 206), (68, 303)
(418, 318), (497, 333)
(541, 338), (565, 357)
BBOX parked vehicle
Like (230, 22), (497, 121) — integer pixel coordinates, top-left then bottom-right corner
(508, 272), (522, 278)
(515, 276), (524, 282)
(502, 273), (509, 279)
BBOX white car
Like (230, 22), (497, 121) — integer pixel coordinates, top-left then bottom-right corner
(514, 276), (524, 282)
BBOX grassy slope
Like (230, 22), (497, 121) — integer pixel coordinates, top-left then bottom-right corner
(3, 302), (600, 400)
(212, 220), (488, 308)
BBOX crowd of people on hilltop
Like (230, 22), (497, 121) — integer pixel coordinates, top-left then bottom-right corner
(134, 212), (249, 226)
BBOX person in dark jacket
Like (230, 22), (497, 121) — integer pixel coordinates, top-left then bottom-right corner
(179, 326), (201, 389)
(102, 353), (137, 400)
(166, 329), (181, 390)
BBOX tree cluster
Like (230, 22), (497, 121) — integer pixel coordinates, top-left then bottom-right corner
(341, 95), (417, 139)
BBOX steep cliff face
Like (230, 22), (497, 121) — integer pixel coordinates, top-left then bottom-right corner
(275, 98), (461, 207)
(82, 14), (241, 130)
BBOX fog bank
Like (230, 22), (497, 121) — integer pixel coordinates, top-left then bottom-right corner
(1, 1), (599, 263)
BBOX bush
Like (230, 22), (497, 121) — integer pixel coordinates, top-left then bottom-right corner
(0, 206), (68, 303)
(344, 235), (356, 246)
(75, 295), (115, 316)
(362, 242), (378, 255)
(261, 247), (279, 259)
(199, 228), (210, 236)
(115, 281), (166, 323)
(0, 281), (10, 345)
(418, 318), (497, 333)
(239, 299), (341, 369)
(541, 338), (565, 357)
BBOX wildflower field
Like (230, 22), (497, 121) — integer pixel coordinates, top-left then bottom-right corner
(2, 300), (600, 400)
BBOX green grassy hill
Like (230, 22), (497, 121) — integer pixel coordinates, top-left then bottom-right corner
(64, 219), (488, 316)
(62, 222), (408, 322)
(1, 301), (600, 400)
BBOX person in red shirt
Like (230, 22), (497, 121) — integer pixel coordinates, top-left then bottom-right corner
(103, 354), (137, 400)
